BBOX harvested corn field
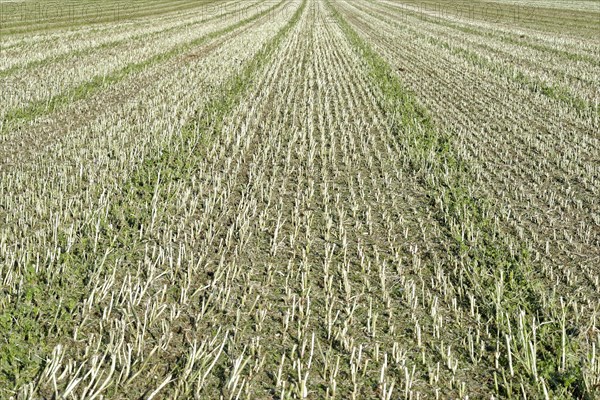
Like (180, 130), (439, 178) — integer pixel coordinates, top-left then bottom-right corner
(1, 0), (599, 398)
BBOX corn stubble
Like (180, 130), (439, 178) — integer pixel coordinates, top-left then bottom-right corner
(0, 0), (598, 398)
